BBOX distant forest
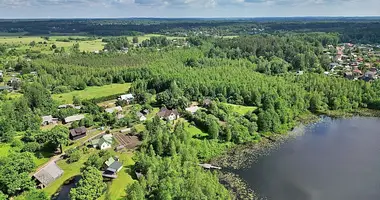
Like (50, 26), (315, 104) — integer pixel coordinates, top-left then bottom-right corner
(1, 18), (380, 43)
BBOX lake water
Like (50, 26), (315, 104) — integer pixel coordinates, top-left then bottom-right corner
(236, 117), (380, 200)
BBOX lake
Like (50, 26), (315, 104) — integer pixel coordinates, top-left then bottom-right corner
(236, 117), (380, 200)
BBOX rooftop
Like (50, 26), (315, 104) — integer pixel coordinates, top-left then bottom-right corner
(34, 162), (63, 186)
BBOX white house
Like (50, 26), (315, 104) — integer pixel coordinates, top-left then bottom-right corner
(136, 112), (147, 121)
(185, 106), (200, 114)
(105, 106), (123, 114)
(118, 94), (134, 103)
(91, 134), (113, 150)
(157, 108), (180, 121)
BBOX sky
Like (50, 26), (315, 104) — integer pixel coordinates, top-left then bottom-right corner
(0, 0), (379, 18)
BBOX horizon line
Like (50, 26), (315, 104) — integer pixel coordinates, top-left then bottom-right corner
(1, 16), (380, 20)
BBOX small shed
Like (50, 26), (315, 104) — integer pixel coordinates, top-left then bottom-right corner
(34, 162), (64, 188)
(41, 115), (58, 126)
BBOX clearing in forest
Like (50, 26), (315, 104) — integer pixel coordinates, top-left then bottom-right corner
(223, 103), (257, 115)
(52, 83), (131, 104)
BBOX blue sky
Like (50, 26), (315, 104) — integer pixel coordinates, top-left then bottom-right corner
(0, 0), (379, 18)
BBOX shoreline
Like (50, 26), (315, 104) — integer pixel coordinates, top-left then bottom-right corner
(212, 114), (320, 199)
(214, 110), (379, 199)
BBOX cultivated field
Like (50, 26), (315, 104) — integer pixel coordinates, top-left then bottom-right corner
(52, 83), (131, 104)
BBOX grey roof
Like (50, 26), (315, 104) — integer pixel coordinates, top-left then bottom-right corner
(42, 115), (53, 123)
(64, 114), (85, 123)
(157, 108), (179, 118)
(34, 162), (63, 186)
(136, 112), (144, 117)
(108, 161), (123, 172)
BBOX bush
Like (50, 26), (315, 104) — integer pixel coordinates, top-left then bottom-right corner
(67, 149), (81, 163)
(22, 142), (41, 153)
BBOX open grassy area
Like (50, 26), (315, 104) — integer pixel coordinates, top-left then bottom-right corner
(99, 152), (135, 200)
(182, 119), (208, 137)
(223, 103), (257, 115)
(53, 83), (131, 104)
(0, 36), (105, 52)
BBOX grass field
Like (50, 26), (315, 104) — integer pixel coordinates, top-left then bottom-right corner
(99, 152), (135, 200)
(0, 34), (184, 53)
(0, 36), (105, 52)
(52, 83), (131, 104)
(182, 119), (208, 137)
(223, 103), (257, 115)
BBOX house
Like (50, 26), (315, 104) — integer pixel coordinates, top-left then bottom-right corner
(353, 68), (362, 74)
(118, 94), (134, 103)
(157, 108), (179, 121)
(58, 104), (74, 109)
(296, 71), (304, 75)
(105, 106), (123, 114)
(64, 114), (85, 124)
(33, 162), (63, 188)
(41, 115), (58, 126)
(344, 72), (353, 80)
(136, 112), (147, 121)
(69, 127), (87, 140)
(329, 63), (339, 69)
(362, 71), (377, 82)
(102, 157), (123, 179)
(7, 77), (21, 90)
(0, 85), (12, 92)
(185, 106), (200, 114)
(141, 109), (150, 115)
(91, 134), (113, 150)
(203, 99), (212, 107)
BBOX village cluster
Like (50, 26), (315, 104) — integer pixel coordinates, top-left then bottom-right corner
(32, 92), (205, 189)
(324, 43), (380, 81)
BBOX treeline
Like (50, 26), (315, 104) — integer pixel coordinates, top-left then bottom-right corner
(2, 18), (380, 43)
(126, 118), (231, 199)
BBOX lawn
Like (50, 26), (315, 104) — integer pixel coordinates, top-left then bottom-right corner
(52, 83), (131, 104)
(223, 103), (257, 115)
(99, 152), (135, 200)
(182, 119), (208, 137)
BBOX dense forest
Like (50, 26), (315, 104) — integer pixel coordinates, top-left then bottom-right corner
(1, 18), (380, 43)
(1, 21), (380, 199)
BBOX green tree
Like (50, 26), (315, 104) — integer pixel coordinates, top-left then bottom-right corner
(70, 167), (106, 200)
(132, 37), (139, 44)
(126, 182), (145, 200)
(48, 125), (69, 153)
